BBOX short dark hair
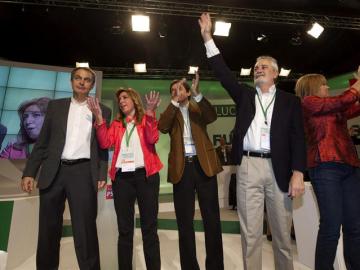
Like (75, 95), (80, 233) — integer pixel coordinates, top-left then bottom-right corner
(70, 67), (96, 85)
(169, 79), (191, 93)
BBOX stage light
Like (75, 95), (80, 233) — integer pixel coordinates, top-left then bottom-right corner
(158, 23), (168, 38)
(279, 68), (291, 77)
(307, 22), (324, 39)
(214, 21), (231, 37)
(134, 63), (147, 73)
(256, 34), (268, 42)
(76, 62), (89, 68)
(188, 66), (199, 74)
(131, 15), (150, 32)
(240, 68), (251, 76)
(290, 34), (302, 46)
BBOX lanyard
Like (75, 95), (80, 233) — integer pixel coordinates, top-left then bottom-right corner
(256, 92), (275, 125)
(122, 119), (136, 148)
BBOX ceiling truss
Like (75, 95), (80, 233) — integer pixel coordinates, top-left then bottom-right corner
(1, 0), (360, 30)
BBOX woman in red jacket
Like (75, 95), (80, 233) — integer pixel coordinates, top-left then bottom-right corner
(295, 72), (360, 270)
(88, 88), (162, 270)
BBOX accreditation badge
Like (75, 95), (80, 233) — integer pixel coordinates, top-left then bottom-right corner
(120, 148), (136, 172)
(184, 143), (195, 155)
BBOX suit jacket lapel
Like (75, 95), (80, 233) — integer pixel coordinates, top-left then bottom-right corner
(270, 90), (282, 134)
(59, 98), (71, 137)
(176, 108), (185, 136)
(91, 112), (96, 144)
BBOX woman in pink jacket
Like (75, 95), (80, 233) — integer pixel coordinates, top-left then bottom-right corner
(88, 88), (163, 270)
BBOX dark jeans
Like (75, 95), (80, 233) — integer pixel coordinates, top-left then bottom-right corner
(309, 162), (360, 270)
(112, 168), (160, 270)
(173, 158), (224, 270)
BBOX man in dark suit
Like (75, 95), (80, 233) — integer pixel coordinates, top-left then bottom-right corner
(158, 72), (224, 270)
(199, 13), (306, 270)
(21, 67), (111, 270)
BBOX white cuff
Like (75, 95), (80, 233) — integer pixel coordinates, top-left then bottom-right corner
(193, 93), (203, 103)
(204, 39), (220, 58)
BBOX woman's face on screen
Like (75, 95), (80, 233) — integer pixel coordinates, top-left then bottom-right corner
(23, 105), (45, 140)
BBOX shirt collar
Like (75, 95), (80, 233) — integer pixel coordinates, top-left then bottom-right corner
(179, 101), (189, 111)
(71, 97), (88, 106)
(255, 84), (276, 96)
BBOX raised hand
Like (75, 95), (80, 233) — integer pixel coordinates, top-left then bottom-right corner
(198, 12), (213, 42)
(87, 96), (103, 124)
(145, 91), (161, 112)
(191, 71), (200, 96)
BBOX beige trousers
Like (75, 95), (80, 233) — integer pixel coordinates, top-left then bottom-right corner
(236, 156), (293, 270)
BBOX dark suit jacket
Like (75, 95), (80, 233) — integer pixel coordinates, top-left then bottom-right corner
(22, 98), (111, 190)
(158, 97), (223, 184)
(0, 123), (7, 149)
(209, 54), (306, 192)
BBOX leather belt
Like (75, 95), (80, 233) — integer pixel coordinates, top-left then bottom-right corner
(243, 151), (271, 159)
(185, 155), (197, 163)
(60, 158), (90, 165)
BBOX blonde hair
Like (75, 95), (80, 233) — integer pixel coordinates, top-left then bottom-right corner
(295, 74), (327, 99)
(115, 88), (144, 124)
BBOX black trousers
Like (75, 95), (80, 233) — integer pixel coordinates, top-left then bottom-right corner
(112, 168), (160, 270)
(37, 161), (100, 270)
(173, 158), (224, 270)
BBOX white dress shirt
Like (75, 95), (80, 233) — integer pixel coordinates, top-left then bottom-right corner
(115, 121), (145, 169)
(243, 86), (276, 152)
(61, 97), (92, 159)
(204, 39), (276, 152)
(171, 94), (203, 156)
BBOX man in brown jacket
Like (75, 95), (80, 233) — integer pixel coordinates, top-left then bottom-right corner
(158, 72), (224, 270)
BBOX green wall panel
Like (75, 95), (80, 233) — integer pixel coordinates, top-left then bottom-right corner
(0, 201), (14, 251)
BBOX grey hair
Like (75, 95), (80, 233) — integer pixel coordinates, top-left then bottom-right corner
(256, 56), (279, 72)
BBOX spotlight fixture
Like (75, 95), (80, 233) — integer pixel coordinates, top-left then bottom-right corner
(290, 34), (302, 46)
(279, 68), (291, 77)
(111, 20), (125, 35)
(131, 15), (150, 32)
(256, 34), (268, 42)
(188, 66), (199, 74)
(307, 22), (324, 39)
(158, 23), (168, 38)
(134, 63), (147, 73)
(240, 68), (252, 76)
(214, 21), (231, 37)
(76, 62), (89, 68)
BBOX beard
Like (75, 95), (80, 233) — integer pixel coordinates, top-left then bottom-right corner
(254, 76), (268, 87)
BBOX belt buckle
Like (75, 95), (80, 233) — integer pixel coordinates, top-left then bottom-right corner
(186, 156), (194, 162)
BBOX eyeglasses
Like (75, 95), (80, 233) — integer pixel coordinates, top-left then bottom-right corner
(73, 75), (93, 84)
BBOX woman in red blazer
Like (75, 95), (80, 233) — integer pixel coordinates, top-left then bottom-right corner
(295, 72), (360, 270)
(88, 88), (163, 270)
